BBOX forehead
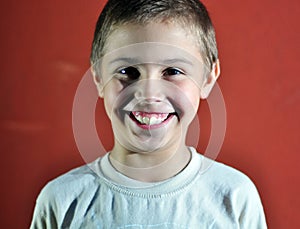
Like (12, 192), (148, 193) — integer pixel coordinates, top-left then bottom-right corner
(100, 42), (204, 75)
(104, 22), (202, 61)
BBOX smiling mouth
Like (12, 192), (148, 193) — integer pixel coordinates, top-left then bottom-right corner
(129, 111), (178, 127)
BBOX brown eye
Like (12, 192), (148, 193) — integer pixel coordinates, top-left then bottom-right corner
(163, 68), (184, 77)
(119, 67), (140, 80)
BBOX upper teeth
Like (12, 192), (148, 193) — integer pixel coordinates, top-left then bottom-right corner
(133, 112), (169, 125)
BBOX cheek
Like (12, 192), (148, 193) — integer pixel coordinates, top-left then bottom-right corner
(103, 81), (124, 118)
(187, 90), (200, 110)
(176, 81), (201, 111)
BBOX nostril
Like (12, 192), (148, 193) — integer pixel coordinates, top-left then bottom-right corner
(138, 98), (164, 105)
(132, 79), (167, 102)
(134, 88), (165, 102)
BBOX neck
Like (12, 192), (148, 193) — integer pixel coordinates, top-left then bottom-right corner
(109, 141), (191, 182)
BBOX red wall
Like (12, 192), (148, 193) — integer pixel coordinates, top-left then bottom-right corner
(0, 0), (299, 228)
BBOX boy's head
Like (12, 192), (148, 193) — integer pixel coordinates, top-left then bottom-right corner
(90, 0), (220, 154)
(90, 0), (218, 71)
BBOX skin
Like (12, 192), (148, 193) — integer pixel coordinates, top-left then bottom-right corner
(93, 22), (220, 182)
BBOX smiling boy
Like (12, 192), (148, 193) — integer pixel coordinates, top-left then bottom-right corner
(31, 0), (267, 228)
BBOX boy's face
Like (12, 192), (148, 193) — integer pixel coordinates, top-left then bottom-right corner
(93, 22), (219, 153)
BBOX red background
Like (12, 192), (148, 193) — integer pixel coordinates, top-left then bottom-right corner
(0, 0), (299, 228)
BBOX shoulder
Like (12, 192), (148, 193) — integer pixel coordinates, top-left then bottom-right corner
(31, 159), (109, 228)
(197, 154), (258, 193)
(194, 154), (267, 228)
(191, 150), (264, 208)
(37, 159), (104, 206)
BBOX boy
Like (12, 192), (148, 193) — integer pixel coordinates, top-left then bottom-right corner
(31, 0), (267, 228)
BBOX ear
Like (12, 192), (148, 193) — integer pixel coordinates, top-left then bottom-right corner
(200, 59), (220, 99)
(91, 66), (104, 98)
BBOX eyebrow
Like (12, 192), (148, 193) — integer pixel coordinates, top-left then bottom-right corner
(162, 58), (194, 66)
(109, 57), (139, 65)
(109, 57), (194, 66)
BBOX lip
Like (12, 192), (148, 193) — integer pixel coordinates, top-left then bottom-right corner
(129, 112), (176, 130)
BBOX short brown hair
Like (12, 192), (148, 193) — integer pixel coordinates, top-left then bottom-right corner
(90, 0), (218, 70)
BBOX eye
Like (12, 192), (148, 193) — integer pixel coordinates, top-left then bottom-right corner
(163, 67), (185, 77)
(118, 66), (140, 81)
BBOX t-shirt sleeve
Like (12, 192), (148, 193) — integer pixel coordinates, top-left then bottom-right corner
(30, 184), (58, 229)
(234, 178), (267, 229)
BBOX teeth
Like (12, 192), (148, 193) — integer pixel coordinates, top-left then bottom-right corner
(132, 112), (169, 125)
(149, 117), (156, 125)
(143, 117), (150, 125)
(136, 115), (143, 123)
(152, 117), (164, 125)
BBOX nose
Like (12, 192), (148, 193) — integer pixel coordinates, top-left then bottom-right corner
(134, 78), (165, 102)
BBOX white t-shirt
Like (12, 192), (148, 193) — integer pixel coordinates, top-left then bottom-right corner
(30, 148), (267, 228)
